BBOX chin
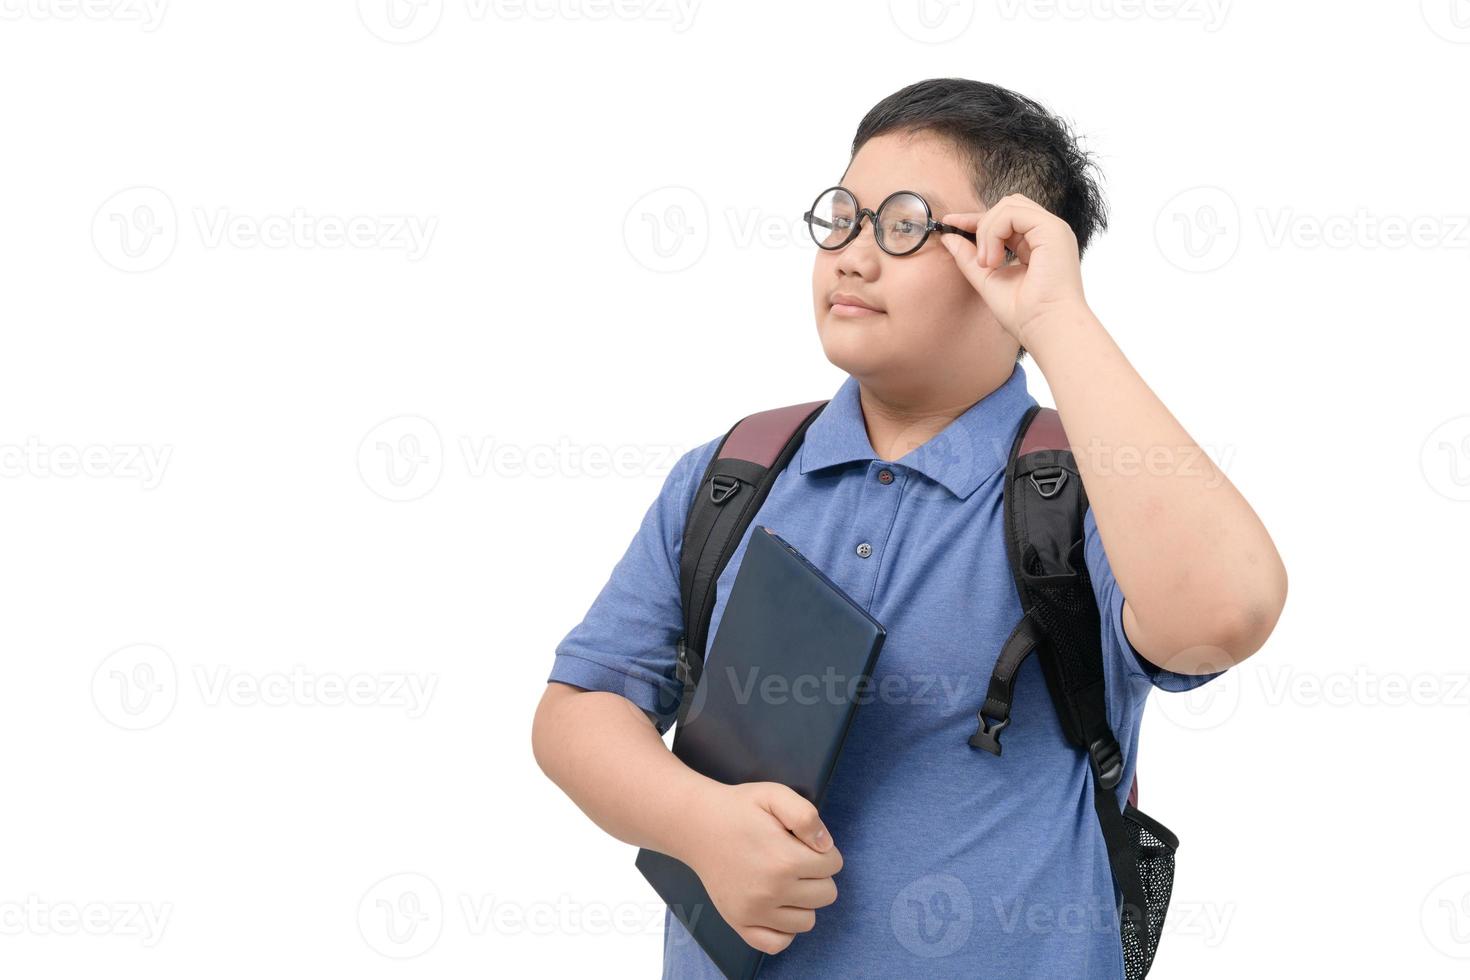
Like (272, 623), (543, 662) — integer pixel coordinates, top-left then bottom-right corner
(815, 328), (892, 378)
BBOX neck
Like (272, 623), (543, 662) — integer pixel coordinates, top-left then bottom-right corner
(855, 359), (1016, 462)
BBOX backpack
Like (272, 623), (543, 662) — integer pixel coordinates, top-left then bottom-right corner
(668, 397), (1181, 980)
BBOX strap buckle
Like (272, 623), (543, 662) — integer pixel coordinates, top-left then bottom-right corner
(709, 475), (741, 505)
(968, 713), (1010, 755)
(674, 636), (695, 687)
(1029, 466), (1068, 499)
(1088, 735), (1124, 789)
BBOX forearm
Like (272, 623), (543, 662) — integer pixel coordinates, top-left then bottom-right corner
(532, 682), (717, 862)
(1025, 309), (1288, 668)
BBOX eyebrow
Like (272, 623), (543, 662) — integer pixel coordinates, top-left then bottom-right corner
(844, 185), (951, 216)
(909, 186), (958, 215)
(917, 190), (950, 215)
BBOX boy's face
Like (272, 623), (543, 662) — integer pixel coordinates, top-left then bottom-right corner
(811, 130), (1015, 388)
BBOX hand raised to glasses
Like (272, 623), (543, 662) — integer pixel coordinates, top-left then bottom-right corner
(939, 194), (1091, 352)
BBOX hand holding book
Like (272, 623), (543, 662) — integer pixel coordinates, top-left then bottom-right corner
(679, 780), (844, 957)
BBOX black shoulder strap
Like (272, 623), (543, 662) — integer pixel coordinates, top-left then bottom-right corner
(969, 404), (1151, 954)
(969, 405), (1120, 771)
(673, 399), (828, 729)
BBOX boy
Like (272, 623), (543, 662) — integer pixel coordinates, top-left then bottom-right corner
(532, 77), (1287, 979)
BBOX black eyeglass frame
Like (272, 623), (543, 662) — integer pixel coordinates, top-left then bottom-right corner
(802, 184), (978, 256)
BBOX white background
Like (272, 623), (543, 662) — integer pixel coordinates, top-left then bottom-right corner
(2, 1), (1468, 977)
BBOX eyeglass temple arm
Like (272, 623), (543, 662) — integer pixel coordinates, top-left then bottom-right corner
(932, 221), (977, 243)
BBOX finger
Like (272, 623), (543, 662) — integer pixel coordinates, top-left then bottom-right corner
(759, 783), (831, 852)
(756, 905), (817, 935)
(938, 211), (993, 262)
(976, 202), (1017, 268)
(793, 841), (844, 879)
(741, 925), (795, 956)
(938, 211), (982, 232)
(978, 202), (1047, 269)
(940, 227), (1006, 298)
(782, 875), (839, 910)
(941, 194), (1042, 234)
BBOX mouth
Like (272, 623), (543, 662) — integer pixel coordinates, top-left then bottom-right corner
(828, 293), (885, 317)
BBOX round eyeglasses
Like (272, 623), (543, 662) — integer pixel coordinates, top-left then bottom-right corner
(803, 185), (977, 256)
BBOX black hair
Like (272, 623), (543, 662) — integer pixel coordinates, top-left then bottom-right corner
(850, 78), (1108, 358)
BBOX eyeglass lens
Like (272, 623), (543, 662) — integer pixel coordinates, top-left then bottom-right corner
(807, 188), (931, 254)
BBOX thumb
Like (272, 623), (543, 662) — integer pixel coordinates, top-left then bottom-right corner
(759, 783), (831, 852)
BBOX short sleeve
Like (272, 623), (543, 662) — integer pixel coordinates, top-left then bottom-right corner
(546, 435), (722, 733)
(1083, 507), (1229, 693)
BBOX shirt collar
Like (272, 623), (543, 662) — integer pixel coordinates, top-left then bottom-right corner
(797, 362), (1038, 500)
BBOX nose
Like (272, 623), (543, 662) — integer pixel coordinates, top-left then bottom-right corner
(849, 208), (881, 245)
(834, 216), (881, 278)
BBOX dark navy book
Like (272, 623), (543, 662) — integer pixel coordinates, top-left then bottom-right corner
(635, 525), (887, 980)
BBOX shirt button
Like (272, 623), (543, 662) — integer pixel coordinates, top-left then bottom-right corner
(856, 542), (873, 558)
(877, 468), (894, 484)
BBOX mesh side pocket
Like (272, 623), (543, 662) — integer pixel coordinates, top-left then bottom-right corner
(1120, 803), (1179, 980)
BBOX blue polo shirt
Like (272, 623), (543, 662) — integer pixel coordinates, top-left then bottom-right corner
(547, 362), (1227, 979)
